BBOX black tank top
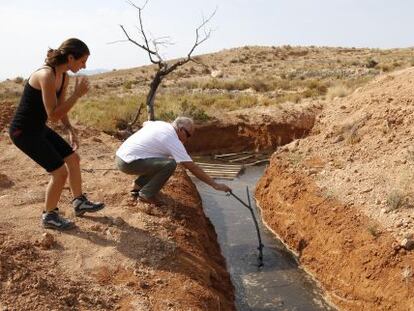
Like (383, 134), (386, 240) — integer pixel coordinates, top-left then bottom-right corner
(10, 67), (66, 132)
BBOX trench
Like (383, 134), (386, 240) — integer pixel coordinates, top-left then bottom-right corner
(194, 165), (335, 310)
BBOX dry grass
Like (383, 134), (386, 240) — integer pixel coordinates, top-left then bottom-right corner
(402, 266), (413, 284)
(327, 84), (352, 99)
(71, 96), (141, 131)
(367, 225), (381, 238)
(386, 190), (403, 211)
(2, 45), (414, 131)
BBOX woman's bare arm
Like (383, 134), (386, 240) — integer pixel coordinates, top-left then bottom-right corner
(38, 71), (88, 122)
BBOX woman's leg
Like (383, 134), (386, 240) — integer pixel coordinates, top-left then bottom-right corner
(64, 152), (82, 198)
(43, 165), (73, 230)
(64, 152), (104, 216)
(45, 165), (68, 212)
(10, 127), (75, 229)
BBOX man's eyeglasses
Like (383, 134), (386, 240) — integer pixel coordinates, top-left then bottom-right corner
(181, 127), (192, 138)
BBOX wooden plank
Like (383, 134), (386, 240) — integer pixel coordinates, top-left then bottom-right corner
(195, 162), (242, 168)
(228, 154), (255, 163)
(202, 169), (240, 174)
(197, 166), (242, 171)
(205, 172), (239, 177)
(190, 161), (245, 180)
(214, 151), (251, 159)
(203, 172), (240, 176)
(244, 159), (270, 167)
(188, 173), (235, 180)
(198, 164), (242, 169)
(204, 171), (239, 176)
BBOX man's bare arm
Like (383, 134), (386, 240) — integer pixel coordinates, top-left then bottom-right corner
(181, 161), (231, 192)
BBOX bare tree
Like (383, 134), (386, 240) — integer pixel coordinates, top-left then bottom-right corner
(119, 0), (216, 122)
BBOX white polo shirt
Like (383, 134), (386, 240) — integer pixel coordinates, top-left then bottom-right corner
(116, 121), (192, 163)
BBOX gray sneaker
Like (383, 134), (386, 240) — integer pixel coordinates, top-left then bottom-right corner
(72, 194), (105, 216)
(42, 211), (73, 230)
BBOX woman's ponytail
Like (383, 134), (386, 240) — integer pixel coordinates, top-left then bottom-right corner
(44, 38), (89, 68)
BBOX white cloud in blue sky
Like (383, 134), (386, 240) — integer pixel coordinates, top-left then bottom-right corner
(1, 0), (413, 81)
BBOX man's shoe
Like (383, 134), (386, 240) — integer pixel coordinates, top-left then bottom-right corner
(42, 211), (73, 230)
(137, 194), (163, 206)
(130, 189), (140, 198)
(72, 194), (105, 216)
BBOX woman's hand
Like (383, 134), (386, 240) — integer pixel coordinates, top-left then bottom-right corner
(74, 76), (89, 98)
(68, 127), (80, 151)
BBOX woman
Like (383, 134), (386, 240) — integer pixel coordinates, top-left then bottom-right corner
(9, 38), (104, 230)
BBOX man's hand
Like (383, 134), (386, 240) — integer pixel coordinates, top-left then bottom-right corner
(213, 182), (232, 193)
(182, 162), (232, 193)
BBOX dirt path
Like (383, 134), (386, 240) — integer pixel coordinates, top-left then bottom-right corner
(0, 125), (235, 311)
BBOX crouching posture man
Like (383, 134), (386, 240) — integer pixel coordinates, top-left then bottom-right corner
(115, 116), (231, 205)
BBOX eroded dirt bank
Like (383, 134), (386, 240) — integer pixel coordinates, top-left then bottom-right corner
(0, 127), (235, 311)
(256, 157), (414, 310)
(256, 159), (414, 310)
(187, 102), (320, 154)
(256, 69), (414, 310)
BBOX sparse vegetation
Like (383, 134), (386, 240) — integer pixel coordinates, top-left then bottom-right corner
(3, 45), (414, 132)
(402, 266), (413, 284)
(159, 99), (211, 121)
(123, 80), (134, 90)
(70, 92), (261, 130)
(366, 58), (379, 68)
(327, 84), (352, 99)
(13, 77), (24, 84)
(346, 126), (361, 145)
(71, 96), (143, 131)
(386, 189), (404, 211)
(367, 225), (381, 238)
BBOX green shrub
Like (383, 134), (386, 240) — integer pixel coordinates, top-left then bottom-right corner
(158, 110), (177, 121)
(123, 80), (133, 90)
(179, 100), (211, 121)
(250, 79), (271, 92)
(306, 80), (328, 95)
(367, 225), (380, 238)
(387, 190), (404, 211)
(366, 58), (378, 68)
(13, 77), (24, 84)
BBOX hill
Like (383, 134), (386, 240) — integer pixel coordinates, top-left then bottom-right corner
(2, 45), (414, 132)
(256, 67), (414, 310)
(2, 45), (414, 310)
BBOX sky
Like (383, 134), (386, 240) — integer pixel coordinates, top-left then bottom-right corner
(1, 0), (413, 81)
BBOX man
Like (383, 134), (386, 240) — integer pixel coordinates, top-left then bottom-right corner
(115, 116), (231, 205)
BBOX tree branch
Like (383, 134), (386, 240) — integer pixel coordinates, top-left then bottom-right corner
(187, 7), (217, 58)
(121, 0), (160, 64)
(119, 25), (156, 56)
(128, 102), (144, 127)
(120, 1), (216, 122)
